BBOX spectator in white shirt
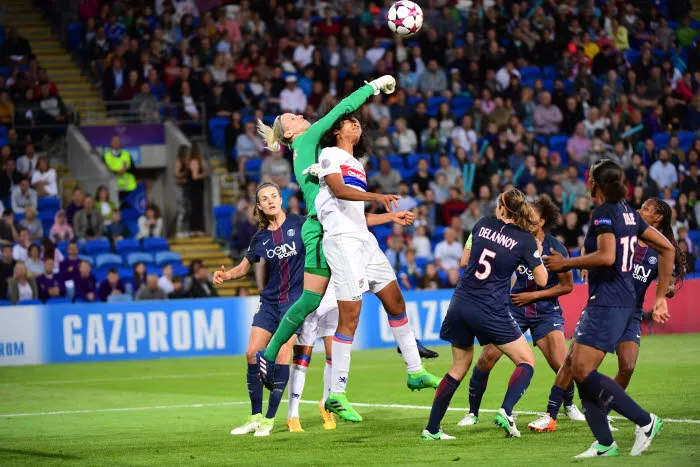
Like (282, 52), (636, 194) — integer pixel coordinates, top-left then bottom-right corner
(11, 177), (38, 212)
(397, 182), (418, 211)
(368, 94), (390, 124)
(391, 118), (418, 155)
(16, 143), (38, 176)
(292, 34), (315, 69)
(434, 227), (463, 272)
(158, 264), (175, 295)
(412, 225), (433, 260)
(31, 156), (57, 197)
(649, 149), (678, 189)
(365, 37), (386, 65)
(12, 228), (30, 261)
(495, 61), (520, 90)
(279, 75), (307, 114)
(451, 115), (478, 152)
(583, 107), (609, 137)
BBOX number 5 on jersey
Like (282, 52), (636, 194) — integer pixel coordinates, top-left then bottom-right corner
(475, 249), (497, 280)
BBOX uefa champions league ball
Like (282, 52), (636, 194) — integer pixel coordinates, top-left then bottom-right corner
(387, 1), (424, 38)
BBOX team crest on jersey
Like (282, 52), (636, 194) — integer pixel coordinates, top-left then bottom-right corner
(321, 158), (331, 169)
(648, 256), (657, 265)
(287, 228), (295, 237)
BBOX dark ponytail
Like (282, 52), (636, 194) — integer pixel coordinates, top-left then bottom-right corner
(533, 196), (561, 233)
(591, 159), (627, 203)
(499, 188), (536, 233)
(254, 182), (281, 230)
(647, 198), (687, 289)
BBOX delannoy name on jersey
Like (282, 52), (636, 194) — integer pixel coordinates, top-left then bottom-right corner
(477, 226), (519, 250)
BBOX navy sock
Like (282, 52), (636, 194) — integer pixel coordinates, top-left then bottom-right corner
(580, 395), (615, 446)
(501, 363), (534, 416)
(564, 384), (575, 407)
(468, 366), (490, 417)
(265, 364), (290, 419)
(247, 363), (263, 415)
(579, 370), (651, 427)
(426, 373), (460, 434)
(547, 385), (566, 420)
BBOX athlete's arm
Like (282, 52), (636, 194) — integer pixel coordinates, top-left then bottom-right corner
(510, 270), (574, 306)
(304, 84), (375, 141)
(324, 172), (399, 212)
(532, 264), (548, 287)
(366, 210), (415, 226)
(639, 226), (674, 322)
(213, 258), (252, 284)
(459, 233), (472, 268)
(544, 233), (616, 271)
(254, 261), (267, 292)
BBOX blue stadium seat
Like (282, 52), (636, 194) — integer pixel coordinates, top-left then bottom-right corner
(208, 117), (229, 149)
(46, 297), (71, 304)
(96, 253), (123, 270)
(78, 254), (94, 265)
(155, 251), (182, 267)
(107, 294), (133, 303)
(677, 131), (696, 151)
(18, 299), (42, 305)
(432, 226), (447, 243)
(245, 159), (263, 182)
(520, 66), (542, 81)
(38, 211), (55, 237)
(66, 22), (82, 51)
(214, 205), (236, 240)
(142, 237), (170, 252)
(400, 168), (416, 180)
(623, 49), (641, 65)
(427, 96), (448, 113)
(385, 154), (405, 169)
(0, 299), (12, 306)
(84, 238), (111, 255)
(173, 264), (189, 277)
(437, 269), (448, 284)
(415, 258), (429, 270)
(117, 267), (134, 283)
(543, 66), (557, 80)
(38, 197), (60, 212)
(653, 132), (670, 148)
(116, 238), (141, 256)
(126, 252), (155, 267)
(94, 268), (108, 284)
(406, 153), (428, 169)
(57, 241), (70, 256)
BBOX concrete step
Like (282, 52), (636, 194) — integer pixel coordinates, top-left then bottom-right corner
(170, 236), (215, 244)
(178, 251), (228, 261)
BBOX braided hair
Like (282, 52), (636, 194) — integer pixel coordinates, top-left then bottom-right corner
(646, 197), (686, 289)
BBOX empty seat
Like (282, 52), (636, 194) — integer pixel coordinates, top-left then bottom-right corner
(115, 238), (141, 255)
(77, 254), (94, 265)
(96, 253), (123, 270)
(107, 294), (133, 303)
(142, 237), (170, 252)
(18, 299), (42, 305)
(653, 132), (671, 148)
(155, 251), (182, 267)
(126, 252), (155, 267)
(84, 238), (111, 255)
(432, 226), (447, 243)
(208, 117), (229, 149)
(38, 197), (61, 212)
(46, 297), (72, 304)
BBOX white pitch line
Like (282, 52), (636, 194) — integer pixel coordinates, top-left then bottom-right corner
(1, 400), (699, 424)
(0, 372), (237, 386)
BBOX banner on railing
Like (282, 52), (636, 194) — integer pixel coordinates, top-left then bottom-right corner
(81, 124), (165, 147)
(2, 281), (700, 366)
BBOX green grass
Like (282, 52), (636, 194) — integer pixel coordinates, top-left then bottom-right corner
(1, 334), (700, 465)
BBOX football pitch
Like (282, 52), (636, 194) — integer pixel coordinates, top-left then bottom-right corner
(1, 334), (699, 465)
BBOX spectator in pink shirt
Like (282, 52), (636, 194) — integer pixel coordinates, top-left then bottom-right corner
(566, 123), (592, 164)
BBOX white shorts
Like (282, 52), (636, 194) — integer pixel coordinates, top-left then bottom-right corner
(297, 287), (338, 346)
(323, 231), (397, 301)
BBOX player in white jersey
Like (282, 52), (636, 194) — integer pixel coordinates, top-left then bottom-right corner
(314, 114), (440, 423)
(286, 280), (339, 432)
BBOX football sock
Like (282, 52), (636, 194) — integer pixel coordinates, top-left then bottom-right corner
(331, 333), (353, 394)
(247, 363), (263, 415)
(579, 370), (651, 427)
(468, 366), (490, 417)
(263, 290), (323, 361)
(388, 313), (423, 373)
(564, 383), (575, 407)
(288, 354), (310, 419)
(580, 397), (615, 446)
(426, 373), (460, 434)
(547, 385), (566, 420)
(266, 364), (290, 419)
(501, 363), (534, 416)
(322, 357), (332, 404)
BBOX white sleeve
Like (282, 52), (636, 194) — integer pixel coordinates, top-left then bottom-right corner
(318, 148), (342, 179)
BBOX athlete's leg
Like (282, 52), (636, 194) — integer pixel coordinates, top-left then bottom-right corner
(266, 335), (295, 420)
(231, 326), (272, 435)
(288, 344), (312, 423)
(376, 281), (424, 374)
(465, 344), (503, 420)
(495, 336), (536, 416)
(536, 330), (577, 410)
(614, 341), (640, 390)
(319, 336), (336, 430)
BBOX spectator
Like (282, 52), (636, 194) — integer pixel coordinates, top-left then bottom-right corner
(158, 264), (175, 295)
(0, 90), (14, 125)
(73, 195), (105, 240)
(235, 121), (265, 181)
(370, 158), (401, 194)
(104, 136), (137, 200)
(74, 260), (97, 302)
(188, 147), (209, 236)
(459, 199), (483, 235)
(19, 207), (42, 243)
(130, 82), (160, 122)
(0, 158), (21, 200)
(105, 209), (132, 243)
(174, 145), (191, 234)
(533, 92), (563, 135)
(554, 212), (584, 253)
(649, 148), (679, 189)
(399, 247), (423, 290)
(12, 228), (30, 261)
(442, 187), (469, 226)
(133, 261), (147, 292)
(59, 241), (80, 282)
(169, 276), (189, 299)
(95, 185), (116, 224)
(391, 118), (418, 155)
(188, 265), (218, 298)
(411, 159), (433, 199)
(566, 123), (592, 164)
(419, 263), (444, 289)
(0, 244), (15, 299)
(280, 75), (307, 114)
(412, 224), (433, 260)
(384, 235), (407, 273)
(136, 273), (167, 301)
(436, 154), (461, 187)
(8, 261), (38, 304)
(434, 227), (463, 272)
(561, 166), (588, 199)
(0, 209), (15, 245)
(451, 115), (478, 152)
(65, 187), (85, 226)
(31, 156), (57, 197)
(25, 244), (43, 277)
(37, 82), (70, 134)
(11, 177), (37, 212)
(137, 203), (164, 239)
(261, 150), (293, 192)
(98, 267), (126, 302)
(36, 258), (65, 302)
(418, 59), (447, 97)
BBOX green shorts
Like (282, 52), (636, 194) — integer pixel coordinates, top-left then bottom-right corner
(302, 216), (330, 276)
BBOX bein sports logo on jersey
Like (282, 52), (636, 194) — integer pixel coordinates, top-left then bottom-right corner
(266, 242), (298, 259)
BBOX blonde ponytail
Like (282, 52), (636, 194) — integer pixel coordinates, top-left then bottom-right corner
(256, 118), (289, 152)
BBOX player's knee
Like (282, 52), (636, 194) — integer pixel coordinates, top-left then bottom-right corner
(571, 360), (592, 383)
(477, 350), (499, 372)
(245, 348), (257, 364)
(385, 292), (406, 316)
(618, 359), (636, 380)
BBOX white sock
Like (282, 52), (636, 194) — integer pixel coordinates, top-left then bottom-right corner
(388, 313), (423, 373)
(322, 357), (332, 404)
(287, 355), (309, 419)
(331, 333), (353, 394)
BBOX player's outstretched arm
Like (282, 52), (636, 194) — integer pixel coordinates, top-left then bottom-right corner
(511, 270), (574, 307)
(639, 225), (675, 323)
(366, 210), (415, 227)
(459, 233), (472, 268)
(324, 173), (399, 212)
(212, 259), (252, 285)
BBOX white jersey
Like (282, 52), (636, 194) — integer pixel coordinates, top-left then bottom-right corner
(315, 146), (368, 237)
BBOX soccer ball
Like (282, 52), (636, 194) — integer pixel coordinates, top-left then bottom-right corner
(387, 1), (424, 38)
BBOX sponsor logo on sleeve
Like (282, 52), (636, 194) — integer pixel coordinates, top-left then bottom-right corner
(594, 218), (612, 226)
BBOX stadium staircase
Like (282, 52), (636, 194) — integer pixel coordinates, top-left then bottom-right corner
(2, 0), (105, 116)
(692, 0), (700, 20)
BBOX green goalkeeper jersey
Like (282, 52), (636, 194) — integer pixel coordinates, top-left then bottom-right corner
(290, 84), (374, 216)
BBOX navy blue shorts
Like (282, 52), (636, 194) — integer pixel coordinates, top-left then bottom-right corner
(617, 309), (643, 346)
(440, 294), (523, 348)
(511, 310), (566, 344)
(252, 301), (294, 335)
(574, 306), (637, 354)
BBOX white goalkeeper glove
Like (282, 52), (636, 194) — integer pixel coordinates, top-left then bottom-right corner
(366, 75), (396, 95)
(302, 163), (320, 177)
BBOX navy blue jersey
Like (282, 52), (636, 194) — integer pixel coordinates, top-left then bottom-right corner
(583, 202), (649, 308)
(457, 216), (543, 309)
(245, 214), (306, 305)
(511, 233), (569, 317)
(632, 244), (659, 309)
